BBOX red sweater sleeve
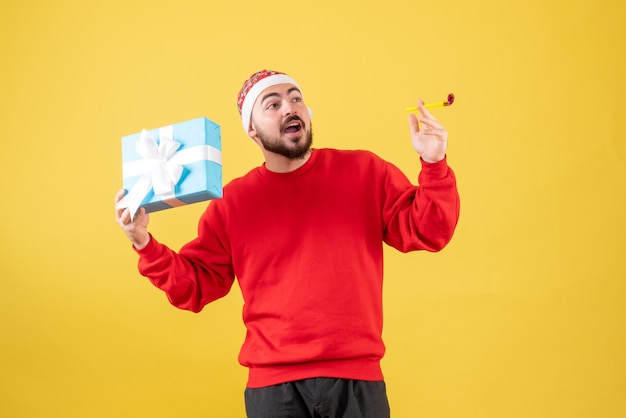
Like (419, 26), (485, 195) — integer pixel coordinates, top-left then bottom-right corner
(381, 156), (460, 253)
(135, 211), (235, 313)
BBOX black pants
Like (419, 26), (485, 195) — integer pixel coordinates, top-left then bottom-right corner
(244, 378), (391, 418)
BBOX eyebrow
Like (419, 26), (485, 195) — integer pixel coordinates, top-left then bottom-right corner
(260, 87), (302, 105)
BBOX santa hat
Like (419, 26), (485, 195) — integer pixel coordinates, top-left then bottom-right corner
(237, 69), (310, 134)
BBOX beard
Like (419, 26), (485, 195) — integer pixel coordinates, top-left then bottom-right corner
(255, 118), (313, 160)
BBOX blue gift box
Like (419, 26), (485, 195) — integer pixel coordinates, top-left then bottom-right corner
(120, 117), (222, 215)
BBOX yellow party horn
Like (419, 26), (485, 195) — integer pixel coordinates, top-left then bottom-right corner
(406, 93), (455, 112)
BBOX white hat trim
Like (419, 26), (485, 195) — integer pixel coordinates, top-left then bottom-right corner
(241, 74), (301, 133)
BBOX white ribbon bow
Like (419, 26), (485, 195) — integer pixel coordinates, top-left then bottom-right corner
(116, 125), (220, 220)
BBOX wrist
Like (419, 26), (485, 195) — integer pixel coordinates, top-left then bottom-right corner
(421, 155), (445, 164)
(133, 233), (151, 250)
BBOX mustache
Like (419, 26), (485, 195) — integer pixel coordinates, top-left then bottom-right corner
(281, 115), (305, 131)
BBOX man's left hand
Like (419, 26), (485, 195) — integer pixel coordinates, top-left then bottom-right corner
(408, 100), (448, 163)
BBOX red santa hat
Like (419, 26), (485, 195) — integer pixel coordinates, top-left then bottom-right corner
(237, 69), (309, 134)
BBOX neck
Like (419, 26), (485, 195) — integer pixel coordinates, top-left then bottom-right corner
(263, 149), (313, 173)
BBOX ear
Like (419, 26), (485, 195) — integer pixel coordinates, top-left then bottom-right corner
(247, 123), (259, 143)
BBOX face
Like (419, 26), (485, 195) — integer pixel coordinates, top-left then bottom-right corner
(249, 83), (313, 160)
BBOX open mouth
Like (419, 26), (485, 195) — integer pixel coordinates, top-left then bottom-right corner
(282, 118), (303, 135)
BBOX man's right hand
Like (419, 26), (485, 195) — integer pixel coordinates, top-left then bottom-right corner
(115, 189), (151, 250)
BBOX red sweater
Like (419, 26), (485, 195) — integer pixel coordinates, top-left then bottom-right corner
(135, 148), (460, 388)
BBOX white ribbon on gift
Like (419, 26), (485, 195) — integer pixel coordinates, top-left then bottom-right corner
(116, 125), (222, 220)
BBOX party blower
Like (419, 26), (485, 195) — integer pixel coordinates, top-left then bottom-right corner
(405, 93), (455, 112)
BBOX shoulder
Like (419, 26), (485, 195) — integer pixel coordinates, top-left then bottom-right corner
(316, 148), (385, 166)
(225, 166), (260, 189)
(204, 166), (261, 213)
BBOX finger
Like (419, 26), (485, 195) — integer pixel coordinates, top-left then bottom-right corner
(118, 208), (133, 226)
(418, 100), (438, 120)
(116, 208), (134, 225)
(417, 117), (444, 130)
(408, 113), (420, 133)
(114, 188), (127, 204)
(114, 190), (127, 221)
(114, 189), (127, 220)
(419, 128), (448, 140)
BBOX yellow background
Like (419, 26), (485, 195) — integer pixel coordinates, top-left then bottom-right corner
(1, 0), (625, 416)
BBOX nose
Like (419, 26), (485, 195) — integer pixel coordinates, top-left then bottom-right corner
(283, 100), (298, 116)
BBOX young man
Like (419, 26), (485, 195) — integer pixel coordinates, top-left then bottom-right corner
(115, 69), (460, 417)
